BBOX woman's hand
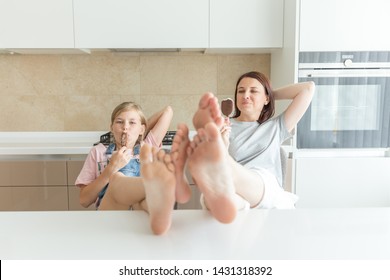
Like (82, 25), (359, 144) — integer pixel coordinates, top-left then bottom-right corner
(221, 117), (231, 148)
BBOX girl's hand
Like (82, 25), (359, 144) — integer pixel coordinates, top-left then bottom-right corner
(109, 146), (132, 172)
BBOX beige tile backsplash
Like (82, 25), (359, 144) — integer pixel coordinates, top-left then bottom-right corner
(0, 52), (270, 131)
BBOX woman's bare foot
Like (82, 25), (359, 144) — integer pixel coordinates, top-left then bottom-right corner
(170, 123), (191, 204)
(192, 92), (224, 130)
(140, 144), (176, 235)
(187, 122), (237, 223)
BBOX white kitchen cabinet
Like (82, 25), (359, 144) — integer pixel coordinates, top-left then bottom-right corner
(0, 0), (74, 48)
(209, 0), (284, 49)
(295, 157), (390, 208)
(67, 160), (95, 210)
(73, 0), (209, 49)
(0, 159), (98, 211)
(0, 160), (69, 211)
(299, 0), (390, 51)
(0, 187), (68, 211)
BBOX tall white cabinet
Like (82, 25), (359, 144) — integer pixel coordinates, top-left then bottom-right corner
(295, 0), (390, 208)
(73, 0), (209, 49)
(299, 0), (390, 51)
(271, 0), (390, 208)
(0, 0), (74, 48)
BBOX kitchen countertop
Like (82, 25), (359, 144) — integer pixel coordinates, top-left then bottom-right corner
(0, 131), (291, 158)
(0, 131), (174, 157)
(0, 131), (106, 156)
(1, 208), (390, 260)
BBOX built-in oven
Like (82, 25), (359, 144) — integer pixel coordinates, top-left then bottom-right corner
(297, 51), (390, 149)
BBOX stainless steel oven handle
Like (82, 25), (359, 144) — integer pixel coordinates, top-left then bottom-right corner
(298, 69), (390, 78)
(299, 62), (390, 69)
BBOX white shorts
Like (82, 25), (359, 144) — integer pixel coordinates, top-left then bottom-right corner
(252, 168), (298, 209)
(199, 168), (298, 210)
(199, 194), (251, 210)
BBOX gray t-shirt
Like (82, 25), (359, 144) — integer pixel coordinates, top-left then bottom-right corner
(228, 113), (292, 187)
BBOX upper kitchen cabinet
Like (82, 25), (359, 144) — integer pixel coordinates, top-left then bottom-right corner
(209, 0), (284, 50)
(0, 0), (74, 48)
(73, 0), (209, 49)
(299, 0), (390, 51)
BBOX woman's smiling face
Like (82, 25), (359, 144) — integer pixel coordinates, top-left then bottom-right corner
(236, 77), (269, 121)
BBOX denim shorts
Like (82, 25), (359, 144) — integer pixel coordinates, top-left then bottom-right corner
(96, 143), (141, 208)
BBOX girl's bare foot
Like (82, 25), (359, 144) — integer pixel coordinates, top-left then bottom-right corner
(187, 122), (237, 223)
(192, 92), (224, 130)
(170, 123), (191, 204)
(140, 144), (176, 235)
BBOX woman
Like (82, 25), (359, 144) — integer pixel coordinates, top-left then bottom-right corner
(172, 71), (315, 223)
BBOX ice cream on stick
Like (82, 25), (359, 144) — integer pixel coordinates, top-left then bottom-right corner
(121, 132), (127, 148)
(221, 98), (234, 117)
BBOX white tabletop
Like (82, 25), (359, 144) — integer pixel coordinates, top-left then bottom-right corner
(1, 208), (390, 260)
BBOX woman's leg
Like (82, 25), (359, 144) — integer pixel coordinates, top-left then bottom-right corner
(190, 93), (265, 211)
(192, 92), (224, 130)
(186, 122), (264, 223)
(188, 123), (260, 223)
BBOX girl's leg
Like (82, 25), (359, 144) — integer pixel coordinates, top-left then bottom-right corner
(98, 174), (146, 210)
(170, 123), (191, 204)
(140, 144), (176, 235)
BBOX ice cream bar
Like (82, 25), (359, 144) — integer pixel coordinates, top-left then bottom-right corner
(121, 133), (127, 147)
(221, 98), (234, 117)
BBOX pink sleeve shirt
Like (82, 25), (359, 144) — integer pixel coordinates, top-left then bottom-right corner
(75, 131), (161, 187)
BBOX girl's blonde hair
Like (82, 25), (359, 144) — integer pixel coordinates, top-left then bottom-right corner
(110, 102), (148, 145)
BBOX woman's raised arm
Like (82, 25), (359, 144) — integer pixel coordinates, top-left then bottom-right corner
(273, 81), (315, 132)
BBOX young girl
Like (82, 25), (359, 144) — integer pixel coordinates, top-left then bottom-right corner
(75, 102), (173, 210)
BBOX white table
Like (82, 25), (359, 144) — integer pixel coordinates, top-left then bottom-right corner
(1, 208), (390, 260)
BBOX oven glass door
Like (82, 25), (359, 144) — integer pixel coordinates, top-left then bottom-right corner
(297, 72), (390, 148)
